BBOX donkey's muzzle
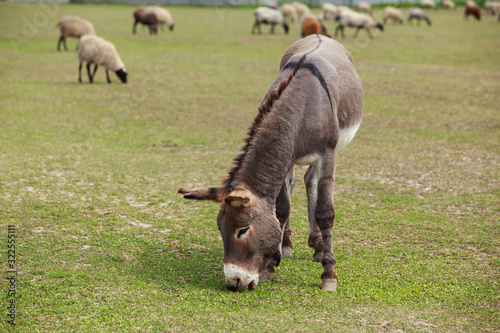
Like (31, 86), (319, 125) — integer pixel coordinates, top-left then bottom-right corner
(224, 264), (259, 292)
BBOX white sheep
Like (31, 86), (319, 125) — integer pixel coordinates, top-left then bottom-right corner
(319, 3), (338, 21)
(78, 35), (127, 84)
(144, 6), (174, 31)
(441, 0), (456, 9)
(408, 8), (432, 25)
(355, 1), (373, 14)
(484, 1), (500, 14)
(383, 6), (404, 24)
(291, 1), (311, 15)
(421, 0), (436, 10)
(281, 3), (298, 23)
(57, 16), (95, 51)
(252, 7), (289, 35)
(335, 10), (384, 39)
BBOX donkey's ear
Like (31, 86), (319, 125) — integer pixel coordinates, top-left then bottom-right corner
(224, 189), (255, 208)
(178, 187), (220, 202)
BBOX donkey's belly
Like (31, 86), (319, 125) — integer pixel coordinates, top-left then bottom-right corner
(335, 122), (361, 153)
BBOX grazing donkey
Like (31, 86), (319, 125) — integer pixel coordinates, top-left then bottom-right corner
(179, 35), (363, 292)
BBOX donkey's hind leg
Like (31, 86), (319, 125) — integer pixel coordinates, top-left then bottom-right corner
(314, 152), (338, 291)
(305, 165), (324, 263)
(260, 168), (295, 282)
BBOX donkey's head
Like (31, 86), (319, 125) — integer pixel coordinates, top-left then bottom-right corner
(179, 185), (281, 292)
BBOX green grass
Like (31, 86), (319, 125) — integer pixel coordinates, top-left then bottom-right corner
(1, 2), (499, 332)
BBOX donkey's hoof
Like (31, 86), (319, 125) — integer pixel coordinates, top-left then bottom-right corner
(282, 247), (293, 259)
(321, 279), (337, 291)
(259, 271), (275, 282)
(313, 252), (323, 263)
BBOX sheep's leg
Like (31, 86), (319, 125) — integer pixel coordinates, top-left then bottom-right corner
(270, 23), (276, 34)
(57, 36), (65, 51)
(334, 24), (344, 38)
(78, 62), (83, 83)
(63, 38), (68, 51)
(133, 20), (138, 34)
(91, 65), (98, 83)
(106, 70), (111, 84)
(366, 28), (374, 39)
(353, 27), (362, 38)
(86, 64), (93, 84)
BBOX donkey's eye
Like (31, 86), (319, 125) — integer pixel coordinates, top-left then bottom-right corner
(236, 227), (250, 239)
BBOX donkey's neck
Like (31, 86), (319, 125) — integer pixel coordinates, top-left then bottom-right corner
(232, 104), (300, 202)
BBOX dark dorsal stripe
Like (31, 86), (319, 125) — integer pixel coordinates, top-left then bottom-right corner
(218, 36), (328, 200)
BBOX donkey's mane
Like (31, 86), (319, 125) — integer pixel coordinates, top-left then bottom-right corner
(217, 61), (303, 201)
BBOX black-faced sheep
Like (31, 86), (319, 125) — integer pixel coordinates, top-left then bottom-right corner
(335, 11), (383, 39)
(252, 7), (289, 35)
(133, 9), (158, 35)
(78, 35), (127, 84)
(144, 6), (174, 32)
(57, 16), (95, 51)
(355, 1), (373, 14)
(408, 8), (432, 26)
(383, 7), (404, 24)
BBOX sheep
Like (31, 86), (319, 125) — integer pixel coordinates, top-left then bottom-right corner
(281, 3), (298, 23)
(301, 13), (330, 37)
(78, 35), (127, 84)
(355, 1), (373, 14)
(265, 1), (279, 10)
(144, 6), (174, 31)
(252, 7), (289, 35)
(335, 11), (383, 39)
(319, 5), (354, 22)
(421, 0), (436, 10)
(57, 16), (95, 51)
(408, 8), (432, 26)
(465, 2), (481, 20)
(133, 9), (158, 35)
(383, 6), (404, 24)
(441, 0), (456, 10)
(291, 1), (311, 16)
(484, 1), (500, 14)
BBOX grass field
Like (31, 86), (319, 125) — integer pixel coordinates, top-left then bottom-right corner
(0, 2), (499, 331)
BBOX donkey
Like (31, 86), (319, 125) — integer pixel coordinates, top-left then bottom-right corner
(179, 35), (363, 292)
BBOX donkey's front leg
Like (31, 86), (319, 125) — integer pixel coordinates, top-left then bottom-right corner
(260, 168), (295, 282)
(315, 153), (338, 291)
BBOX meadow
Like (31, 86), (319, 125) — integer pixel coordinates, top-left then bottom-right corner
(0, 2), (499, 331)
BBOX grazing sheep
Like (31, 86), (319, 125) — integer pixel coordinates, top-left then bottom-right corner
(265, 1), (279, 10)
(291, 1), (311, 16)
(383, 6), (404, 24)
(355, 1), (373, 14)
(252, 7), (289, 35)
(301, 14), (330, 37)
(335, 11), (383, 39)
(57, 16), (95, 51)
(465, 3), (481, 20)
(78, 35), (127, 84)
(144, 6), (174, 31)
(484, 1), (500, 14)
(319, 3), (338, 21)
(441, 0), (456, 10)
(133, 9), (158, 35)
(421, 0), (436, 10)
(408, 8), (432, 25)
(281, 3), (298, 23)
